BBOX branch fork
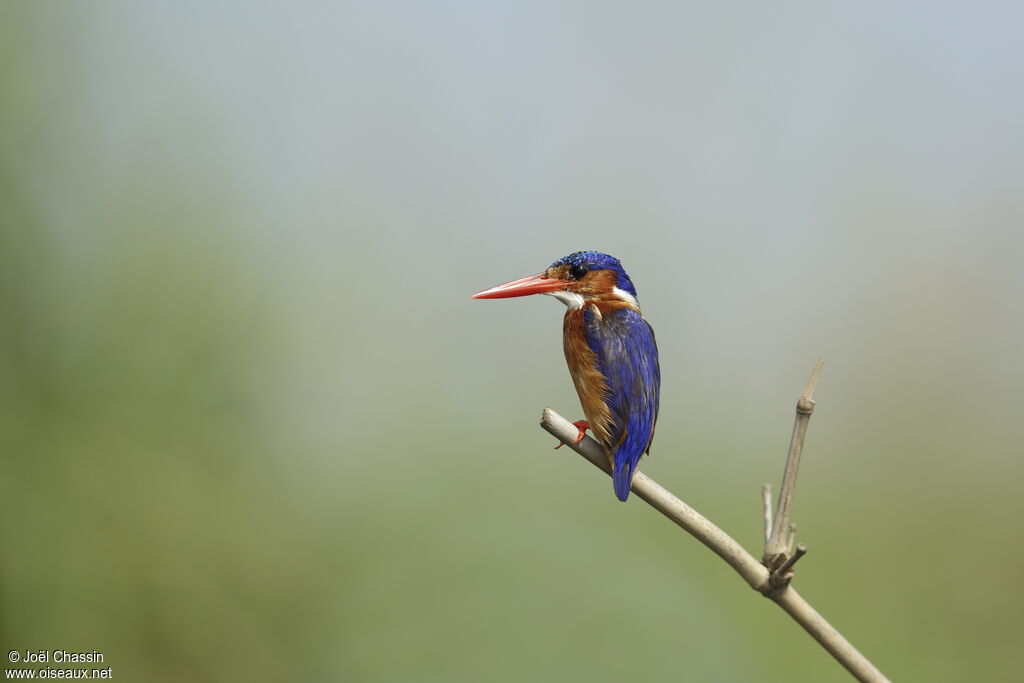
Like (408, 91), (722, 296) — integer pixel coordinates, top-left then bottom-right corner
(540, 359), (889, 683)
(762, 359), (824, 587)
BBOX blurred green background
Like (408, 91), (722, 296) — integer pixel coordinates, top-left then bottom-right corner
(2, 2), (1022, 681)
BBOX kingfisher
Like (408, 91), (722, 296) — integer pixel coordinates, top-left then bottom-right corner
(473, 251), (660, 501)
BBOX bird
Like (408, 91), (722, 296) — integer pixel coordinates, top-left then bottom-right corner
(473, 251), (660, 501)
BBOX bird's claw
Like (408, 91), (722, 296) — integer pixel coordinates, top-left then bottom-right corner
(554, 420), (590, 449)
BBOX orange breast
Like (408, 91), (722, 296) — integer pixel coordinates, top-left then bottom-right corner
(562, 309), (614, 452)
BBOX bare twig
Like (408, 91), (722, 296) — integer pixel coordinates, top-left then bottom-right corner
(541, 404), (889, 683)
(764, 359), (824, 568)
(773, 542), (809, 582)
(761, 484), (773, 544)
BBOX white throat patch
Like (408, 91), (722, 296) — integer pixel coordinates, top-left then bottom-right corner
(613, 286), (639, 308)
(546, 290), (585, 310)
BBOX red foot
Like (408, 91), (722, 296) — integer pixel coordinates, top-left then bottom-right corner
(554, 420), (590, 449)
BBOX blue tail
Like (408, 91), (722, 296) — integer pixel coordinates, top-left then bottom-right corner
(613, 455), (640, 502)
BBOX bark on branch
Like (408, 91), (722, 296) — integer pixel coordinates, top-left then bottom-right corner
(539, 362), (889, 683)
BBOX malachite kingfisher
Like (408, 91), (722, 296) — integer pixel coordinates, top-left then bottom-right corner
(473, 251), (660, 501)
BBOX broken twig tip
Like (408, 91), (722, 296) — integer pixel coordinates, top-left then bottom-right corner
(774, 543), (809, 581)
(802, 359), (825, 401)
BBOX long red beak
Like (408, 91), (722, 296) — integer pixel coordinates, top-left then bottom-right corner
(472, 273), (571, 299)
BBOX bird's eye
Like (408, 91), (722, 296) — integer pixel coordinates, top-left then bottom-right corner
(568, 264), (588, 280)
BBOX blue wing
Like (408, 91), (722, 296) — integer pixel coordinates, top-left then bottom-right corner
(584, 307), (661, 501)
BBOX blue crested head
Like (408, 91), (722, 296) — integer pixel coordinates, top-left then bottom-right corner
(550, 251), (638, 297)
